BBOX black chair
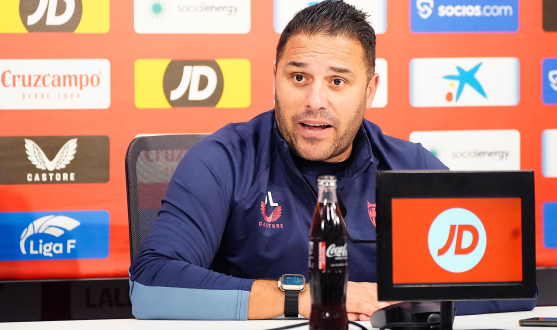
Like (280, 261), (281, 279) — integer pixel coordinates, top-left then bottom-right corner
(125, 134), (208, 261)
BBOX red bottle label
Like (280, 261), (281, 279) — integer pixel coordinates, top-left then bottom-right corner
(319, 242), (326, 270)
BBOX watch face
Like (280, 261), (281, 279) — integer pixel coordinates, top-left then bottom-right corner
(283, 275), (304, 285)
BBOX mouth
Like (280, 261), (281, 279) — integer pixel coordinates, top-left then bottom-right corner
(299, 121), (333, 131)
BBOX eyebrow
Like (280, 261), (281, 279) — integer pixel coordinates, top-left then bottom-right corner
(285, 61), (355, 77)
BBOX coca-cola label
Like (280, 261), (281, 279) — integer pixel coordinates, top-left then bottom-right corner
(310, 241), (348, 271)
(319, 242), (326, 270)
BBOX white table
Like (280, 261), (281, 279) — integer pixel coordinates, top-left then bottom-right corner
(3, 306), (556, 330)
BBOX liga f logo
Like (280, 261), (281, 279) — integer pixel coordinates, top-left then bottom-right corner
(427, 208), (487, 273)
(134, 59), (251, 109)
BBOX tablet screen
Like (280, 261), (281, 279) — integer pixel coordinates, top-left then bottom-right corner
(391, 197), (522, 285)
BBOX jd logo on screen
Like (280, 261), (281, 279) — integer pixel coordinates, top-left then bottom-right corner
(443, 62), (486, 102)
(428, 208), (487, 273)
(417, 0), (434, 19)
(543, 59), (557, 105)
(0, 0), (109, 33)
(135, 59), (251, 108)
(0, 211), (109, 261)
(411, 0), (518, 33)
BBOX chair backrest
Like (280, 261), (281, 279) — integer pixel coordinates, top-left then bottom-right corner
(125, 134), (208, 261)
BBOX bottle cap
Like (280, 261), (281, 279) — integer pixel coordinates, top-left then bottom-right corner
(317, 175), (337, 187)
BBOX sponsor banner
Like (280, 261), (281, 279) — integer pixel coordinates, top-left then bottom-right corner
(410, 57), (519, 107)
(0, 136), (109, 184)
(409, 130), (520, 171)
(134, 0), (250, 34)
(544, 0), (557, 32)
(542, 129), (557, 177)
(0, 0), (109, 33)
(372, 58), (388, 108)
(543, 203), (557, 248)
(411, 0), (518, 33)
(0, 59), (110, 109)
(0, 211), (109, 261)
(135, 59), (250, 108)
(392, 198), (522, 283)
(274, 0), (386, 34)
(543, 59), (557, 105)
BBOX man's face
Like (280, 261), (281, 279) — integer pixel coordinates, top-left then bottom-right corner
(274, 33), (379, 162)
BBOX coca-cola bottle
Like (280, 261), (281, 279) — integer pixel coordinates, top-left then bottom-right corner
(309, 175), (348, 330)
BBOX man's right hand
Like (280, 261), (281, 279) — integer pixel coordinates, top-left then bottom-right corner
(346, 281), (397, 321)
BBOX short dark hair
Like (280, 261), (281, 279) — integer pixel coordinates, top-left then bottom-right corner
(276, 0), (376, 77)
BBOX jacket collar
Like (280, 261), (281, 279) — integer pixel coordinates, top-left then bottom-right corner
(271, 110), (376, 182)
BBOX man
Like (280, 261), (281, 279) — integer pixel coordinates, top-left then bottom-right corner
(129, 1), (536, 321)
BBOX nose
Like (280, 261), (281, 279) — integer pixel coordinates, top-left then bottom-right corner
(304, 80), (328, 111)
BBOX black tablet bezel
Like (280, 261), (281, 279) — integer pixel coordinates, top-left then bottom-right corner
(376, 170), (536, 301)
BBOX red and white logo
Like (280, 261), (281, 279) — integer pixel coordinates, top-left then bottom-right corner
(367, 201), (376, 227)
(0, 59), (110, 109)
(427, 208), (487, 273)
(259, 191), (283, 228)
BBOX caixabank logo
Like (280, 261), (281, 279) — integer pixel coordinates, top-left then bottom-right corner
(0, 0), (109, 33)
(0, 136), (109, 184)
(410, 57), (519, 107)
(0, 211), (109, 261)
(411, 0), (518, 33)
(135, 59), (250, 108)
(0, 59), (111, 109)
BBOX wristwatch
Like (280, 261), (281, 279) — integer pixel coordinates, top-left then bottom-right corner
(278, 274), (306, 317)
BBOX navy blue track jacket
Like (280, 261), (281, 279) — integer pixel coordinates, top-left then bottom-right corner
(129, 110), (536, 320)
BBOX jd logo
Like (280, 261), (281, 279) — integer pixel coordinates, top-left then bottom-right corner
(163, 61), (224, 107)
(417, 0), (434, 19)
(20, 0), (83, 32)
(427, 208), (487, 273)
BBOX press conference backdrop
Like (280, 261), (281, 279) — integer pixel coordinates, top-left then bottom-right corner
(0, 0), (556, 281)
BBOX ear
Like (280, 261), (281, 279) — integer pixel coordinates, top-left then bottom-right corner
(365, 73), (380, 109)
(273, 61), (277, 103)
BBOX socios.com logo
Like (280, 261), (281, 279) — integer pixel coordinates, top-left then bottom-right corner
(417, 0), (434, 19)
(0, 0), (109, 33)
(0, 211), (109, 261)
(428, 208), (487, 273)
(135, 59), (251, 108)
(543, 58), (557, 105)
(411, 0), (518, 33)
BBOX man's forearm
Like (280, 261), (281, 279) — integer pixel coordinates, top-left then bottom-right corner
(247, 279), (310, 319)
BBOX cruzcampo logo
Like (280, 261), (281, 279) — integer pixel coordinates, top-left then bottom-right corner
(0, 0), (109, 33)
(135, 59), (251, 108)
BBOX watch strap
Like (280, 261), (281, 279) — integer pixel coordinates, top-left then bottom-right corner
(284, 290), (299, 317)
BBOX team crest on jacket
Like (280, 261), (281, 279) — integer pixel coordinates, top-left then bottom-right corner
(259, 191), (283, 229)
(367, 201), (376, 227)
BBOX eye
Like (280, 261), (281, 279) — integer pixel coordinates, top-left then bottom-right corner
(295, 74), (304, 82)
(333, 79), (344, 86)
